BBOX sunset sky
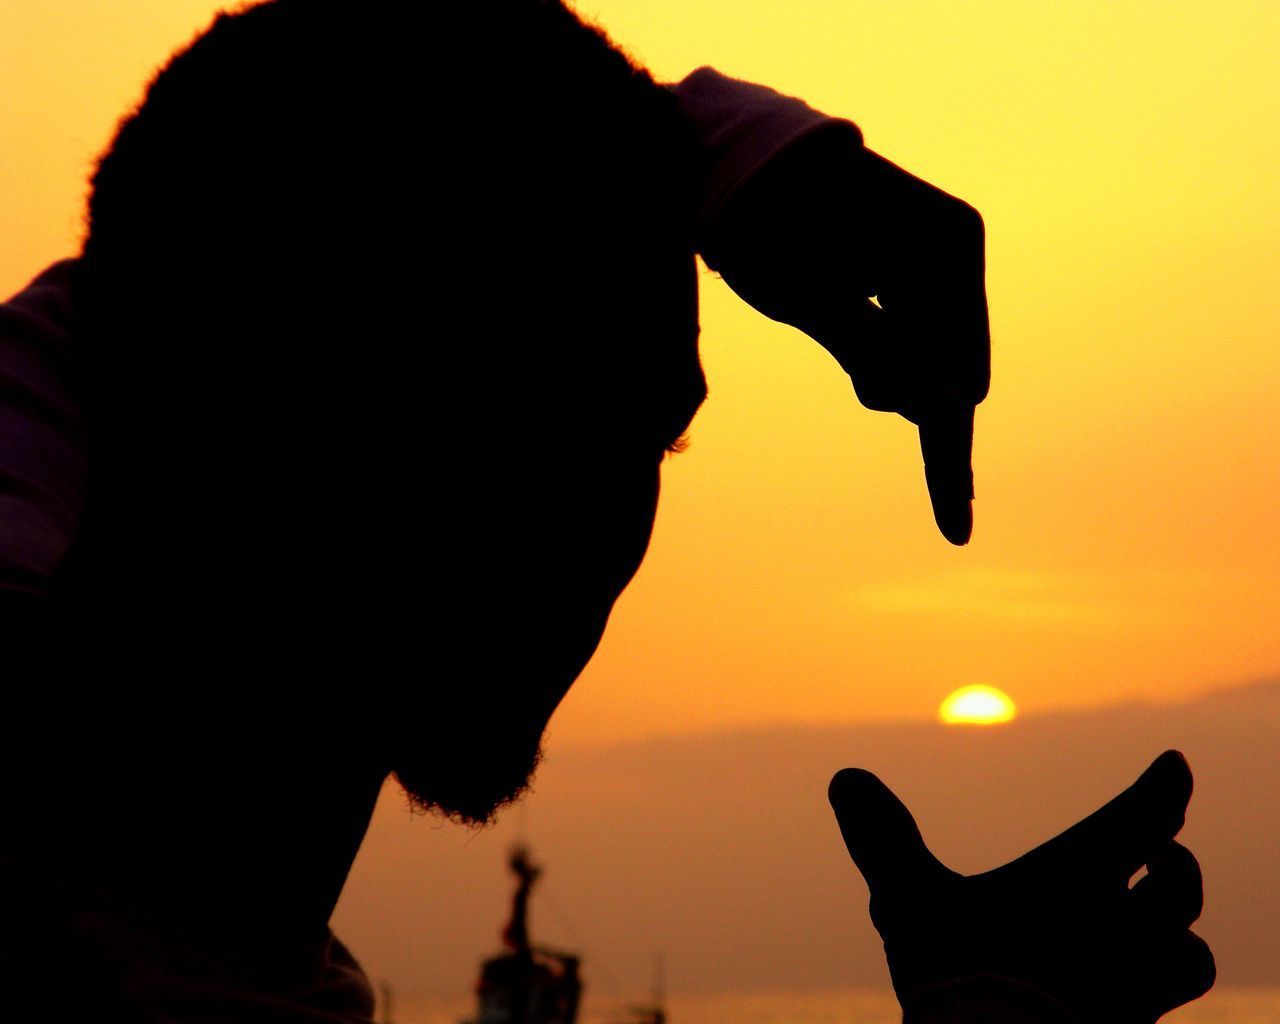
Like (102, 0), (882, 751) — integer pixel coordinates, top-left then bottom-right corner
(3, 1), (1277, 1014)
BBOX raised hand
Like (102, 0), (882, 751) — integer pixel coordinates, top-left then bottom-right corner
(702, 128), (989, 545)
(828, 751), (1214, 1023)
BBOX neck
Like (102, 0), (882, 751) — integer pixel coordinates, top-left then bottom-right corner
(7, 717), (389, 953)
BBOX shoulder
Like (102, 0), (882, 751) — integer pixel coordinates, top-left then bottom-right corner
(0, 259), (86, 598)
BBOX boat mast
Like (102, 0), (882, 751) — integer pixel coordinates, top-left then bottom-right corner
(502, 846), (541, 956)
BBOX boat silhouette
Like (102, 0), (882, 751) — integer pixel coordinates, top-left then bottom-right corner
(462, 847), (583, 1024)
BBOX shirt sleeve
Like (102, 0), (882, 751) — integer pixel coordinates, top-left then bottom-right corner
(0, 259), (86, 597)
(904, 975), (1082, 1024)
(668, 65), (862, 233)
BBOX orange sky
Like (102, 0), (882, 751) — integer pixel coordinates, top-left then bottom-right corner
(3, 1), (1277, 741)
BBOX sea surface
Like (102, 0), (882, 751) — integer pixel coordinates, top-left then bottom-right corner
(388, 987), (1280, 1024)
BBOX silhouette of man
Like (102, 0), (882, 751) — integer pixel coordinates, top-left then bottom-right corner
(0, 2), (1209, 1022)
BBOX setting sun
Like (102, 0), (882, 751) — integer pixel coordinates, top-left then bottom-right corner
(939, 685), (1017, 725)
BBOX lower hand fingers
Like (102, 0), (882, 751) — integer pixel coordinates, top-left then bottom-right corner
(1130, 840), (1204, 932)
(1142, 930), (1216, 1020)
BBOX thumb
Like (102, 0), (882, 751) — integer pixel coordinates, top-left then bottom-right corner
(918, 402), (976, 546)
(829, 768), (948, 899)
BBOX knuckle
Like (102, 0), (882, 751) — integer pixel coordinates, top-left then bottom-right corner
(1189, 934), (1217, 993)
(945, 199), (984, 240)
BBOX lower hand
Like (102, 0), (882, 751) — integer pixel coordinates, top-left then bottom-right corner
(828, 751), (1215, 1023)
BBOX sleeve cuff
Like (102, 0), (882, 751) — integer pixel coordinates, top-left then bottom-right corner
(668, 66), (861, 230)
(903, 975), (1081, 1024)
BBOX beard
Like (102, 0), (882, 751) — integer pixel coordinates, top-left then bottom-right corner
(390, 700), (548, 826)
(390, 592), (610, 826)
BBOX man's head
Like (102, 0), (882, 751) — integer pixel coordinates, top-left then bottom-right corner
(70, 0), (703, 822)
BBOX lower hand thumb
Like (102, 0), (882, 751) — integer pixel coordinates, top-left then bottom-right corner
(829, 768), (946, 898)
